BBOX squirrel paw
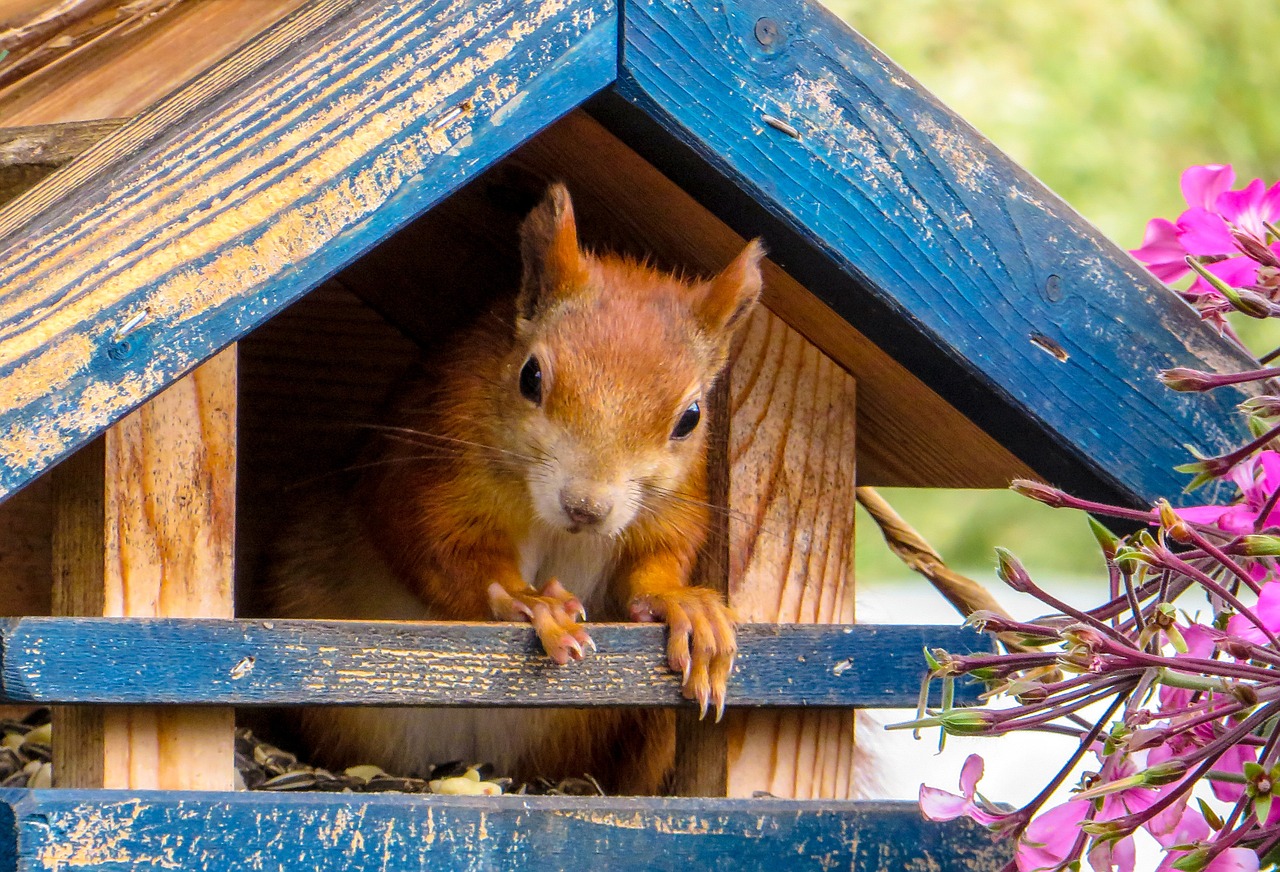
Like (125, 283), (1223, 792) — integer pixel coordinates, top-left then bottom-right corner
(488, 579), (594, 666)
(629, 588), (737, 722)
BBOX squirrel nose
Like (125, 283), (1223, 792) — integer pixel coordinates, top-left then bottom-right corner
(560, 490), (612, 528)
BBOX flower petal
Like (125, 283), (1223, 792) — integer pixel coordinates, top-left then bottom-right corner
(1255, 581), (1280, 635)
(1017, 801), (1089, 871)
(1177, 207), (1239, 256)
(1147, 801), (1207, 848)
(919, 785), (970, 822)
(1217, 179), (1270, 241)
(1088, 834), (1135, 872)
(958, 754), (984, 796)
(1131, 218), (1191, 281)
(1204, 848), (1261, 872)
(1182, 164), (1236, 211)
(1175, 505), (1232, 525)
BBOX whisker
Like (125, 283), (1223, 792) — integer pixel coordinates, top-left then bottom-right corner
(358, 423), (541, 463)
(640, 482), (787, 541)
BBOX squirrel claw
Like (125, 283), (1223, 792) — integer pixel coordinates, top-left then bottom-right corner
(488, 579), (594, 664)
(629, 587), (736, 718)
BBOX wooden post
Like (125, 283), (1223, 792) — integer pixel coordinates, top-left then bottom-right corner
(51, 347), (237, 789)
(671, 310), (858, 798)
(723, 311), (858, 799)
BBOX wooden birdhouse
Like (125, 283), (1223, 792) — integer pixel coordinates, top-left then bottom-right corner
(0, 0), (1254, 867)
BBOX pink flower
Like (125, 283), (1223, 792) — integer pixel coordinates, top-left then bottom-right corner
(1153, 806), (1211, 872)
(1133, 218), (1194, 283)
(1178, 450), (1280, 534)
(1016, 800), (1089, 871)
(1205, 849), (1261, 872)
(1156, 624), (1217, 713)
(1226, 579), (1280, 646)
(919, 754), (1009, 827)
(1131, 164), (1280, 294)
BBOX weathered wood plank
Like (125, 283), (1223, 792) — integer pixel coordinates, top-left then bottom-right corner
(0, 619), (987, 708)
(0, 1), (309, 125)
(51, 350), (237, 790)
(0, 791), (1009, 871)
(0, 119), (125, 206)
(604, 0), (1256, 506)
(723, 309), (860, 799)
(0, 0), (616, 501)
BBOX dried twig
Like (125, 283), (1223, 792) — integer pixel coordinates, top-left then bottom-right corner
(855, 485), (1030, 651)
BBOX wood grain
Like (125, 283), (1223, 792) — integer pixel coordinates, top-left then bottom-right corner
(51, 349), (237, 790)
(0, 0), (616, 501)
(722, 309), (859, 799)
(0, 0), (309, 125)
(0, 118), (125, 204)
(0, 618), (989, 708)
(0, 790), (1010, 871)
(606, 0), (1258, 507)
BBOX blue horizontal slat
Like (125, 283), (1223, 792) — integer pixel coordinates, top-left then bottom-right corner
(0, 791), (1009, 871)
(607, 0), (1254, 506)
(0, 619), (987, 708)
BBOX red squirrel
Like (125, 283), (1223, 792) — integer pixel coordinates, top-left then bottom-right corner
(266, 184), (763, 793)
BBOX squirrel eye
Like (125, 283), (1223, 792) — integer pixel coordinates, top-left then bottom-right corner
(671, 400), (700, 440)
(519, 355), (543, 404)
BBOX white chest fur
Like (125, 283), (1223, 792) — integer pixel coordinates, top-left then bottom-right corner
(516, 525), (620, 619)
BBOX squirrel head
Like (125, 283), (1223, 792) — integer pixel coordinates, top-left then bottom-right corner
(502, 183), (763, 537)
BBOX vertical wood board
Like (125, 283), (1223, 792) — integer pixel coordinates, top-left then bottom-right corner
(725, 308), (859, 799)
(51, 350), (237, 790)
(0, 0), (616, 501)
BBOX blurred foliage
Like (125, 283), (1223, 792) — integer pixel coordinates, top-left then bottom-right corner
(825, 0), (1280, 581)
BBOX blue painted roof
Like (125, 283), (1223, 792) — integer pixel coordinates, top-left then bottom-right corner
(0, 0), (1254, 507)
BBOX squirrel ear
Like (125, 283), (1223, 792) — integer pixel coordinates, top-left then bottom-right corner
(695, 238), (765, 335)
(517, 183), (588, 320)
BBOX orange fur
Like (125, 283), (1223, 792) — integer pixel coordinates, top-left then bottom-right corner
(268, 184), (762, 793)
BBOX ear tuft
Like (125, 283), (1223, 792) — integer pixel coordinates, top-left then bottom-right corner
(517, 183), (588, 320)
(695, 238), (765, 335)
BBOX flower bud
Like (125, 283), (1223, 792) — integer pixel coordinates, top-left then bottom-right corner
(1231, 287), (1275, 318)
(1218, 636), (1257, 661)
(994, 548), (1034, 593)
(1142, 759), (1189, 786)
(1241, 395), (1280, 419)
(1156, 500), (1192, 543)
(1170, 848), (1210, 872)
(1062, 624), (1108, 651)
(1240, 534), (1280, 556)
(1009, 479), (1067, 507)
(1158, 367), (1220, 392)
(1080, 819), (1130, 838)
(1186, 255), (1271, 317)
(936, 709), (998, 736)
(1232, 229), (1280, 267)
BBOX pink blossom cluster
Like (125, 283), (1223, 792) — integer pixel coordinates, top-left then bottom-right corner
(914, 167), (1280, 872)
(1131, 166), (1280, 340)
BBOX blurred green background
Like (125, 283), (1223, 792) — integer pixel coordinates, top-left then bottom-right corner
(822, 1), (1280, 587)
